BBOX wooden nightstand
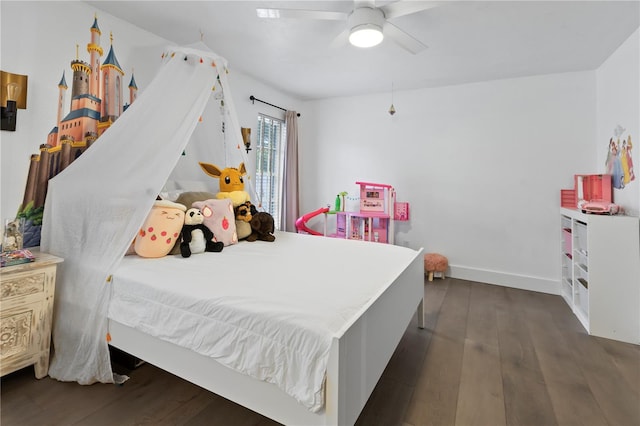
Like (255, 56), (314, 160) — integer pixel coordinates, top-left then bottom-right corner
(0, 251), (63, 378)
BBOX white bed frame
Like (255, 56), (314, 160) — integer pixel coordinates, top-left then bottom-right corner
(109, 248), (424, 425)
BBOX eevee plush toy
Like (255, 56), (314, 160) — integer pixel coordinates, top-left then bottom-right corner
(199, 162), (251, 207)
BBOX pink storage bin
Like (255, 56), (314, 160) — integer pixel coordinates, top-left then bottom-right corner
(560, 189), (576, 208)
(562, 228), (572, 255)
(575, 174), (612, 203)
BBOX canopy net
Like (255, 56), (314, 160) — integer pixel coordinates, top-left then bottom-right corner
(41, 42), (252, 384)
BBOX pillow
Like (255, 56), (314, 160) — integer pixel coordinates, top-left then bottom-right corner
(158, 190), (183, 202)
(134, 200), (186, 258)
(193, 199), (238, 246)
(174, 191), (217, 209)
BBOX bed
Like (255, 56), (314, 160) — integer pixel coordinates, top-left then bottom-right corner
(107, 231), (424, 425)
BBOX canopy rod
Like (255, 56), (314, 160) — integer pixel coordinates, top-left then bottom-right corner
(249, 95), (300, 117)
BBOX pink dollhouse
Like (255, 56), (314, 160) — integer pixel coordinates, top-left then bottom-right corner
(334, 182), (396, 244)
(295, 181), (409, 244)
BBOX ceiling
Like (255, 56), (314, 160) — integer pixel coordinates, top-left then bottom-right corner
(85, 1), (640, 101)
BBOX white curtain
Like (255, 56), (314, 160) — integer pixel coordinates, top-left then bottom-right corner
(41, 43), (245, 384)
(280, 111), (299, 232)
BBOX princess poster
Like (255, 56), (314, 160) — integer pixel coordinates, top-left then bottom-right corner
(605, 125), (635, 189)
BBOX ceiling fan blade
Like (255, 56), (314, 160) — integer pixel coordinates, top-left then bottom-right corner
(380, 1), (440, 20)
(354, 0), (376, 8)
(256, 8), (347, 20)
(383, 22), (428, 54)
(329, 28), (350, 49)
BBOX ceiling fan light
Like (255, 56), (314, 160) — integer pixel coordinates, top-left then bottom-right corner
(349, 24), (383, 48)
(256, 8), (279, 18)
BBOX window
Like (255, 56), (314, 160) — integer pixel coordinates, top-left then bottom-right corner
(103, 74), (109, 114)
(255, 113), (286, 228)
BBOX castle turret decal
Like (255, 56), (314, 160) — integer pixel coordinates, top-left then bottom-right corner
(20, 12), (140, 235)
(87, 14), (103, 99)
(71, 44), (91, 100)
(57, 72), (67, 126)
(128, 71), (138, 105)
(101, 32), (124, 122)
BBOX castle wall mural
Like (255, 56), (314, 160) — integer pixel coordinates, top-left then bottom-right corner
(19, 14), (139, 247)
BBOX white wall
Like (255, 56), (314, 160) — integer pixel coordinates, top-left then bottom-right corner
(0, 1), (301, 219)
(596, 28), (640, 216)
(301, 72), (598, 294)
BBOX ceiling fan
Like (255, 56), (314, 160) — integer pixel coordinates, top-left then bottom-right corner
(256, 1), (439, 54)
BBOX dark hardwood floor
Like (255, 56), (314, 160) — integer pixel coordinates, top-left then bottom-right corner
(2, 278), (639, 425)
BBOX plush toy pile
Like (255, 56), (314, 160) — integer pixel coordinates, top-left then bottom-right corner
(199, 161), (275, 243)
(136, 161), (276, 258)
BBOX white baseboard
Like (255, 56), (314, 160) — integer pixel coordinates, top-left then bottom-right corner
(448, 264), (560, 295)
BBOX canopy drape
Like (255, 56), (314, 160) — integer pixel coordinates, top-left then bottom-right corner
(41, 43), (246, 384)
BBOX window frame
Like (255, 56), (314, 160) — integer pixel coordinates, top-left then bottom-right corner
(255, 113), (287, 229)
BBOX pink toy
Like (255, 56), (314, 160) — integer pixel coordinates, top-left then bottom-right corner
(295, 207), (329, 235)
(579, 200), (621, 215)
(296, 181), (409, 245)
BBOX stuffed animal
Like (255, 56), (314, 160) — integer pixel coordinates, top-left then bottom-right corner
(199, 162), (251, 207)
(234, 201), (254, 240)
(246, 211), (276, 242)
(235, 202), (253, 222)
(180, 207), (224, 258)
(135, 200), (186, 258)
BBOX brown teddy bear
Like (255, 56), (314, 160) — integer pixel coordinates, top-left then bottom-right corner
(234, 201), (255, 240)
(246, 211), (275, 242)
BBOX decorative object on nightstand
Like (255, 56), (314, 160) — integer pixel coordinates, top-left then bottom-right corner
(1, 248), (35, 267)
(3, 217), (25, 253)
(0, 251), (63, 378)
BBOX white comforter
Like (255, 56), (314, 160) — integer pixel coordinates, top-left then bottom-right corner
(108, 231), (419, 411)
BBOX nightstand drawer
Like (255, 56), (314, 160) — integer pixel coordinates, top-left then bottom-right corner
(1, 270), (46, 299)
(0, 301), (42, 360)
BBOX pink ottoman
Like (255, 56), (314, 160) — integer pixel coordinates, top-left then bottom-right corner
(424, 253), (448, 281)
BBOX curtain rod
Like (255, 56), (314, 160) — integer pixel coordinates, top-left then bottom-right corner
(249, 95), (301, 117)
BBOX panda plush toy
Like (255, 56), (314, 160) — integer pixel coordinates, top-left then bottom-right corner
(180, 208), (224, 258)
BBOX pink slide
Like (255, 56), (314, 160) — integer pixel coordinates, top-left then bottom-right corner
(295, 207), (329, 236)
